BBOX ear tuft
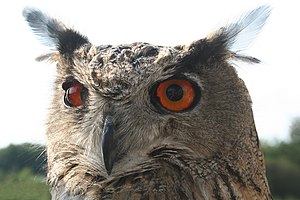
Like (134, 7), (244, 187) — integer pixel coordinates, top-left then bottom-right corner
(185, 6), (271, 65)
(56, 29), (89, 55)
(221, 5), (271, 53)
(23, 8), (89, 57)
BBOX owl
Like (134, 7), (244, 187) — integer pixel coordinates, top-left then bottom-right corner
(24, 5), (272, 200)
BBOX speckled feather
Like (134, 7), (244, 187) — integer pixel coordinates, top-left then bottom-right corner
(24, 6), (272, 200)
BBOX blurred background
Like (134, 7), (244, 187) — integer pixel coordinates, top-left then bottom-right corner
(0, 0), (299, 199)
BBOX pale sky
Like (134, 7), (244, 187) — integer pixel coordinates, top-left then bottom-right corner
(0, 0), (299, 148)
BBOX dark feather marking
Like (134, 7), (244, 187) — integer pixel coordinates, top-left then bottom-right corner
(234, 54), (260, 63)
(57, 29), (89, 57)
(213, 177), (224, 200)
(185, 36), (228, 65)
(136, 45), (159, 58)
(164, 37), (228, 75)
(65, 163), (79, 173)
(112, 176), (127, 192)
(220, 174), (237, 200)
(225, 163), (245, 187)
(91, 174), (106, 182)
(249, 179), (262, 193)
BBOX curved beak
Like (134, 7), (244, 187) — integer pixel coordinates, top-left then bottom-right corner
(102, 114), (115, 175)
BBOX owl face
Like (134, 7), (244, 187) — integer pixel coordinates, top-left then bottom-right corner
(51, 34), (251, 171)
(54, 41), (203, 171)
(45, 41), (252, 180)
(24, 6), (271, 199)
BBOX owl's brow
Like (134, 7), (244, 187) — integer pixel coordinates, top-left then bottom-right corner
(160, 40), (213, 75)
(162, 51), (203, 75)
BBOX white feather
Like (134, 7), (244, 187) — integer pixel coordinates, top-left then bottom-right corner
(225, 5), (271, 53)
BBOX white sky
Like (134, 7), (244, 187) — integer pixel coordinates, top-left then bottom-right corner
(0, 0), (299, 148)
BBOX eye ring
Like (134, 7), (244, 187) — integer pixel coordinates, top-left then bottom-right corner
(62, 81), (88, 107)
(150, 78), (200, 112)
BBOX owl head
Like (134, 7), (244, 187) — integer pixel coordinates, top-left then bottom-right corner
(24, 6), (271, 199)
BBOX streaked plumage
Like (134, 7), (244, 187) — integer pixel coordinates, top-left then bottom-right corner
(24, 6), (272, 200)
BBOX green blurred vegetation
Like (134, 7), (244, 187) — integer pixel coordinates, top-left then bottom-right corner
(0, 143), (50, 200)
(0, 168), (50, 200)
(0, 117), (299, 199)
(263, 117), (300, 200)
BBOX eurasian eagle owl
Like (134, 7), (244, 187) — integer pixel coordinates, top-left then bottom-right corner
(24, 5), (272, 200)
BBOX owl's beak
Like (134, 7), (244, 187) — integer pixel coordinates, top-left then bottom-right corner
(102, 114), (115, 175)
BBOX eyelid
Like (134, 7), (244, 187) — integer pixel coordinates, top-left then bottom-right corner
(62, 76), (78, 90)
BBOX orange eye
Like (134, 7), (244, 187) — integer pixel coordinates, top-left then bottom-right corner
(63, 82), (88, 107)
(152, 79), (199, 112)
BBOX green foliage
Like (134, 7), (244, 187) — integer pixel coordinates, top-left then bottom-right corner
(0, 143), (50, 199)
(262, 118), (300, 200)
(0, 168), (50, 200)
(0, 143), (46, 175)
(266, 158), (300, 198)
(290, 117), (300, 143)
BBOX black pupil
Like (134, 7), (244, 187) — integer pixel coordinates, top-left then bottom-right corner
(166, 84), (183, 101)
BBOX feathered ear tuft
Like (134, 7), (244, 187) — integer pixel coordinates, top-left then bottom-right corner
(23, 8), (89, 58)
(223, 5), (271, 53)
(212, 5), (271, 63)
(185, 5), (271, 65)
